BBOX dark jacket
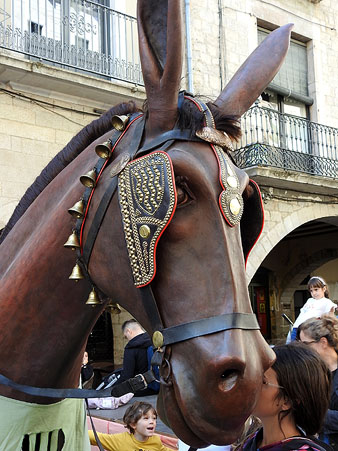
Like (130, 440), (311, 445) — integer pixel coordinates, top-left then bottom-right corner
(244, 428), (332, 451)
(322, 367), (338, 449)
(118, 332), (152, 383)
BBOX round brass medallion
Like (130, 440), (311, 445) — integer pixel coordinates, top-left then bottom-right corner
(139, 224), (151, 239)
(227, 176), (237, 188)
(229, 197), (241, 215)
(153, 331), (164, 348)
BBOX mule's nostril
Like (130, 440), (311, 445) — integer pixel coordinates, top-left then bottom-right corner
(219, 370), (240, 391)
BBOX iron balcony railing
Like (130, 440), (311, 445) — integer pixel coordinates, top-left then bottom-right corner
(0, 0), (143, 85)
(233, 105), (338, 178)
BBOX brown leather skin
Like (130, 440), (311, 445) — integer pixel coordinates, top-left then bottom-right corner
(0, 0), (293, 447)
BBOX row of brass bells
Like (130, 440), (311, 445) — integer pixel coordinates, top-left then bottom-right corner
(80, 168), (96, 188)
(68, 199), (84, 219)
(69, 262), (84, 281)
(64, 231), (80, 250)
(86, 288), (101, 306)
(94, 115), (129, 160)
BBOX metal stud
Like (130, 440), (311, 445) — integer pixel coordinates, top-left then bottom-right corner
(229, 197), (241, 216)
(139, 224), (151, 239)
(152, 331), (164, 348)
(227, 176), (238, 188)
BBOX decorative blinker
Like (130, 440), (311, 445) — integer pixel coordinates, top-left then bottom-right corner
(213, 145), (244, 227)
(118, 151), (177, 287)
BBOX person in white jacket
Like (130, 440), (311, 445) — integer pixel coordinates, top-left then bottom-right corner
(290, 276), (336, 341)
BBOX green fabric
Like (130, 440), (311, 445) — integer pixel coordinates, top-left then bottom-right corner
(0, 395), (91, 451)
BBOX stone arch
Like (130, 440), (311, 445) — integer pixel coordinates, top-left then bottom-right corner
(246, 203), (338, 282)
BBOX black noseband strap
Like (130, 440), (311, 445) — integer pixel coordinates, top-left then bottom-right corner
(161, 312), (260, 346)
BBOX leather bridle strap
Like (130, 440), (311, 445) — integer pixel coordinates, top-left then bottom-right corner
(161, 313), (260, 346)
(139, 285), (164, 332)
(136, 129), (201, 155)
(0, 370), (156, 399)
(0, 313), (258, 400)
(82, 116), (145, 267)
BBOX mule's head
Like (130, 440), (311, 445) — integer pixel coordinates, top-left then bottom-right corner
(84, 1), (292, 447)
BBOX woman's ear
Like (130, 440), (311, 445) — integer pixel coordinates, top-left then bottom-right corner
(280, 396), (293, 412)
(319, 336), (329, 349)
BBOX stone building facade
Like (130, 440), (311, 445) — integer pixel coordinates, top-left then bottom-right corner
(0, 0), (337, 363)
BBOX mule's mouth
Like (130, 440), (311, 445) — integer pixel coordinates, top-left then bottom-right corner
(157, 372), (248, 448)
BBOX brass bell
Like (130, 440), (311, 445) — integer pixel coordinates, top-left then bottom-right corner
(95, 141), (112, 159)
(64, 231), (80, 250)
(106, 300), (121, 314)
(69, 262), (84, 281)
(80, 169), (96, 188)
(111, 115), (129, 131)
(86, 288), (101, 306)
(68, 199), (84, 219)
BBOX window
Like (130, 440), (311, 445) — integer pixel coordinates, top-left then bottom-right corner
(30, 21), (43, 35)
(258, 28), (309, 101)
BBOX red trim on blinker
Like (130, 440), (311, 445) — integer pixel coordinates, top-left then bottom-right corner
(244, 179), (264, 268)
(210, 143), (234, 228)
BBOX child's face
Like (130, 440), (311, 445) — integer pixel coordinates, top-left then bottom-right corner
(132, 410), (157, 441)
(310, 285), (326, 300)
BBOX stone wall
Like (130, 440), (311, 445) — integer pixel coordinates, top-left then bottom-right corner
(186, 0), (338, 126)
(0, 89), (94, 229)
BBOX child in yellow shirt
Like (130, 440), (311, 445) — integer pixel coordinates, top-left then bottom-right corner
(88, 400), (174, 451)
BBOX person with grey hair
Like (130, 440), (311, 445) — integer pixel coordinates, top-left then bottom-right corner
(298, 315), (338, 449)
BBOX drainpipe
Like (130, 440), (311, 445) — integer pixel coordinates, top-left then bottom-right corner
(185, 0), (194, 93)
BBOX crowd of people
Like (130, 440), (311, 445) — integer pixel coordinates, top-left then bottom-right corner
(86, 275), (338, 451)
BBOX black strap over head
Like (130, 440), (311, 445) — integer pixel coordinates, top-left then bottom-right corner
(161, 312), (260, 346)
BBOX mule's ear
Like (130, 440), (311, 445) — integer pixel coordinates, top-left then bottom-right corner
(137, 0), (182, 135)
(213, 24), (293, 117)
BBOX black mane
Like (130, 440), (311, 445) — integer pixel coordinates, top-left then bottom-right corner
(0, 101), (139, 244)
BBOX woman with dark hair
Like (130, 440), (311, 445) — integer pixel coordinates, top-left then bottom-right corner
(243, 343), (332, 451)
(298, 315), (338, 449)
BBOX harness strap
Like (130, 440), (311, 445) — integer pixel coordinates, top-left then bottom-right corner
(82, 116), (145, 266)
(0, 370), (156, 399)
(86, 399), (105, 451)
(137, 129), (201, 155)
(139, 285), (164, 332)
(0, 314), (259, 399)
(82, 177), (118, 266)
(161, 313), (259, 346)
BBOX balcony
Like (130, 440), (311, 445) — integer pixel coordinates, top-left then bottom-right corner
(0, 0), (142, 85)
(233, 105), (338, 179)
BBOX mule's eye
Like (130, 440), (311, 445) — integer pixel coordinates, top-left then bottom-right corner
(175, 176), (194, 207)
